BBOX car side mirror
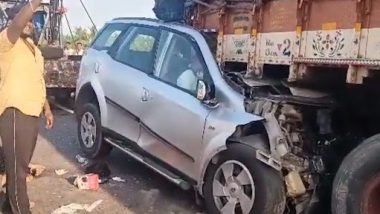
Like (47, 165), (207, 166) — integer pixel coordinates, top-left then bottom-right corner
(196, 80), (207, 101)
(197, 80), (219, 108)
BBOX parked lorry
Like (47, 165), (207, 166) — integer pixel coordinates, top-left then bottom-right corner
(44, 56), (81, 103)
(154, 0), (380, 213)
(1, 0), (81, 104)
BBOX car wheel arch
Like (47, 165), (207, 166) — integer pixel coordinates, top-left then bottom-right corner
(197, 121), (269, 196)
(76, 83), (99, 107)
(76, 81), (108, 125)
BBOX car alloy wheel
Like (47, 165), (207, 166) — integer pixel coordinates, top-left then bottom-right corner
(80, 112), (97, 148)
(212, 160), (255, 214)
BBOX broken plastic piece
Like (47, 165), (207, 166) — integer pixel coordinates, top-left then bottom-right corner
(73, 174), (100, 191)
(26, 175), (33, 183)
(29, 164), (46, 177)
(55, 169), (69, 176)
(112, 177), (126, 183)
(85, 162), (111, 181)
(75, 154), (88, 166)
(285, 171), (306, 197)
(30, 201), (35, 209)
(52, 200), (103, 214)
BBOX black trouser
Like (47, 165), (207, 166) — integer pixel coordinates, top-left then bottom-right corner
(0, 108), (39, 214)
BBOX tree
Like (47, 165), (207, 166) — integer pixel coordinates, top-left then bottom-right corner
(64, 26), (96, 46)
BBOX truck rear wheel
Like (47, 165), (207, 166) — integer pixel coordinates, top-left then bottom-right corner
(203, 144), (285, 214)
(332, 134), (380, 214)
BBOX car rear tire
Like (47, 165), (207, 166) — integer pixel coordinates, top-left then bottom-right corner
(77, 103), (112, 159)
(332, 134), (380, 214)
(204, 143), (285, 214)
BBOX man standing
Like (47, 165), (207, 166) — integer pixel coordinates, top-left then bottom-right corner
(63, 41), (74, 56)
(0, 1), (54, 213)
(75, 41), (84, 55)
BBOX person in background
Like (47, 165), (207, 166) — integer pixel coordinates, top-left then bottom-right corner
(63, 41), (74, 56)
(75, 41), (84, 55)
(0, 0), (54, 213)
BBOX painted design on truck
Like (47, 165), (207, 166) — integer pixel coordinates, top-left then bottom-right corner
(265, 38), (291, 57)
(257, 32), (295, 65)
(219, 28), (380, 68)
(312, 30), (345, 57)
(223, 34), (250, 62)
(232, 15), (250, 34)
(304, 29), (355, 59)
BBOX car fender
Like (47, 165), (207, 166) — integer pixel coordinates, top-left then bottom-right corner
(76, 76), (108, 127)
(89, 77), (108, 126)
(196, 108), (263, 195)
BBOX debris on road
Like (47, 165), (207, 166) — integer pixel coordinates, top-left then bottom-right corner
(26, 175), (34, 182)
(85, 162), (111, 178)
(30, 201), (35, 209)
(73, 174), (100, 191)
(55, 169), (69, 176)
(85, 199), (103, 212)
(112, 177), (126, 183)
(26, 164), (46, 182)
(85, 162), (111, 184)
(51, 199), (103, 214)
(29, 164), (46, 177)
(75, 154), (88, 166)
(98, 176), (109, 184)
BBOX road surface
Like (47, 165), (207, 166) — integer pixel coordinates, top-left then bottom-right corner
(26, 110), (201, 214)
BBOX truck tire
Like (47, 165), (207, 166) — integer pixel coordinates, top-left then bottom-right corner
(332, 134), (380, 214)
(204, 143), (285, 214)
(77, 103), (112, 159)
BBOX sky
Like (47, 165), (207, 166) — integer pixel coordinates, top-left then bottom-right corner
(63, 0), (156, 33)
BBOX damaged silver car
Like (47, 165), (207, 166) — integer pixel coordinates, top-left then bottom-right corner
(75, 17), (336, 214)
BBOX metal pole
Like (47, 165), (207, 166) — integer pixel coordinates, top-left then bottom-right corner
(78, 0), (97, 32)
(63, 13), (74, 44)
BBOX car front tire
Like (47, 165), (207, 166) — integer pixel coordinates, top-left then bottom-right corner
(204, 143), (285, 214)
(77, 103), (112, 159)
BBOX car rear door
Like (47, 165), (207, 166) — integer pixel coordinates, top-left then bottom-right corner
(99, 25), (160, 143)
(137, 29), (213, 177)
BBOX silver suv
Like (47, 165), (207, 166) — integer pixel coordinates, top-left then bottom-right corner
(75, 18), (285, 214)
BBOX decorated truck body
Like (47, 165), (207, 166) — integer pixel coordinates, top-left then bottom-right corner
(44, 56), (80, 102)
(187, 0), (380, 84)
(153, 0), (380, 213)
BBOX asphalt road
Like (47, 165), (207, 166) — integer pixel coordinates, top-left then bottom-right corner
(26, 110), (201, 214)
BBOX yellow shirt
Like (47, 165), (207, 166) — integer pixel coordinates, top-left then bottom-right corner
(0, 29), (46, 117)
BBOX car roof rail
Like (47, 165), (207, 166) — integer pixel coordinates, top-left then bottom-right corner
(112, 17), (161, 22)
(111, 17), (187, 26)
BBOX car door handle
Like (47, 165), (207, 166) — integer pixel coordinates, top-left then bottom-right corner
(95, 62), (100, 73)
(141, 88), (150, 102)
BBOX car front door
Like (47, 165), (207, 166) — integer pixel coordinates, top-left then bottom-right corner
(99, 25), (160, 143)
(138, 30), (213, 177)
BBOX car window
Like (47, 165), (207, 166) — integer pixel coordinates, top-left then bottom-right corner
(92, 23), (127, 51)
(115, 26), (159, 73)
(154, 31), (209, 95)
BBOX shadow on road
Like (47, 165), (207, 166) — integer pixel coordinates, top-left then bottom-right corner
(38, 110), (200, 214)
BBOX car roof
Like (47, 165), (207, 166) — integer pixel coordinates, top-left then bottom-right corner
(107, 17), (200, 35)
